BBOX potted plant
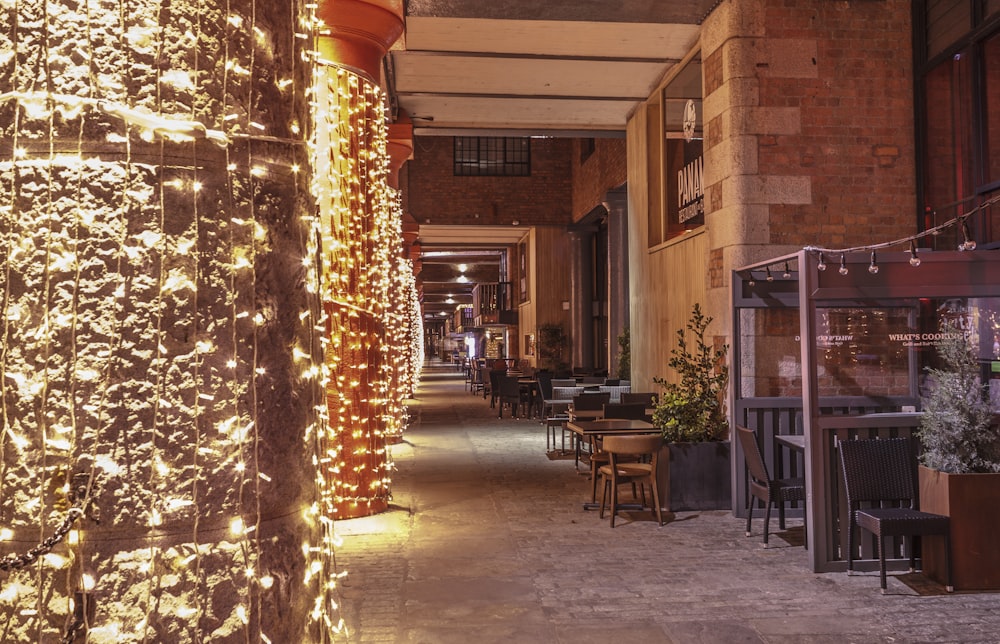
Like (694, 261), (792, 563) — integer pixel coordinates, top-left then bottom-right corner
(616, 326), (631, 381)
(916, 319), (1000, 590)
(652, 304), (731, 511)
(537, 322), (570, 374)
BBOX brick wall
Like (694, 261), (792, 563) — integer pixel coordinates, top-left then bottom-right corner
(571, 137), (628, 221)
(404, 136), (574, 226)
(757, 0), (916, 249)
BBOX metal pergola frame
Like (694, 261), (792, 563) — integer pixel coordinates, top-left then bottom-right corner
(732, 247), (1000, 572)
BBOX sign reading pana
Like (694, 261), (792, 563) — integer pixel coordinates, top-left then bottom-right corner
(678, 155), (704, 223)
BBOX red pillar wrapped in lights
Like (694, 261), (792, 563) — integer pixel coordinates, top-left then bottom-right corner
(314, 0), (408, 519)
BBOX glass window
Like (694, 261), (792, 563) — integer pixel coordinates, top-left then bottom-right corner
(922, 51), (974, 247)
(981, 32), (1000, 188)
(925, 0), (970, 59)
(453, 137), (530, 176)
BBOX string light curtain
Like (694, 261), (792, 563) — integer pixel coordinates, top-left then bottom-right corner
(0, 0), (343, 641)
(313, 63), (404, 519)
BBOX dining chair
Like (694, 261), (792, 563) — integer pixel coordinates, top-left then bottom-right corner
(572, 393), (613, 501)
(598, 434), (664, 527)
(838, 437), (953, 593)
(572, 392), (611, 412)
(487, 369), (503, 407)
(601, 402), (650, 421)
(735, 425), (806, 547)
(620, 392), (656, 406)
(497, 375), (527, 419)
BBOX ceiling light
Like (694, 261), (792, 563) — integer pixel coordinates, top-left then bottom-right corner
(457, 264), (467, 272)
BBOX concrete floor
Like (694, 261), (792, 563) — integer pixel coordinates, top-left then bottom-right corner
(335, 362), (1000, 643)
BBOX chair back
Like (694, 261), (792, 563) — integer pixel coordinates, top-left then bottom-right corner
(735, 425), (772, 486)
(580, 376), (606, 385)
(621, 392), (656, 406)
(601, 402), (650, 421)
(488, 369), (503, 393)
(838, 437), (917, 506)
(572, 393), (611, 411)
(536, 373), (553, 399)
(498, 375), (522, 397)
(602, 433), (663, 458)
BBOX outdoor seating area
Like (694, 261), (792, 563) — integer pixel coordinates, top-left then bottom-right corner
(335, 362), (1000, 642)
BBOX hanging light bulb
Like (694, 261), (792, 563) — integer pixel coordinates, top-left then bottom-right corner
(765, 265), (774, 282)
(868, 250), (879, 274)
(838, 253), (849, 275)
(782, 261), (792, 279)
(909, 240), (921, 267)
(960, 218), (977, 251)
(817, 252), (827, 272)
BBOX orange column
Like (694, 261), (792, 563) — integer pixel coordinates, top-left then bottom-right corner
(317, 0), (403, 80)
(316, 0), (404, 519)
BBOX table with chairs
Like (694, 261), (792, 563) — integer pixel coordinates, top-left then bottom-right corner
(565, 418), (659, 512)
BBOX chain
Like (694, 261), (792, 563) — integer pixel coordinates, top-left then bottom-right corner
(0, 507), (84, 572)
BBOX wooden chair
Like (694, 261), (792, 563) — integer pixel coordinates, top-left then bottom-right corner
(838, 437), (953, 593)
(598, 434), (664, 527)
(735, 425), (806, 547)
(572, 393), (613, 501)
(620, 391), (656, 406)
(601, 402), (650, 421)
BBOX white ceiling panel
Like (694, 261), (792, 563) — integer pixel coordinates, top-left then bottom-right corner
(394, 55), (667, 99)
(402, 17), (700, 60)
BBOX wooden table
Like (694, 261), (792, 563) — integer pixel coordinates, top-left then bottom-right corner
(566, 419), (658, 509)
(566, 418), (656, 437)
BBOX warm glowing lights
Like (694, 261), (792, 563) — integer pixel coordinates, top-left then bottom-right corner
(0, 2), (419, 640)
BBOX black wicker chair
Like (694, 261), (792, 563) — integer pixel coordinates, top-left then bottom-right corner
(838, 437), (953, 593)
(735, 425), (806, 547)
(497, 375), (527, 419)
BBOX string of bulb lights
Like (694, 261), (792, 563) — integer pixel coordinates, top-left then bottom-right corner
(742, 193), (1000, 285)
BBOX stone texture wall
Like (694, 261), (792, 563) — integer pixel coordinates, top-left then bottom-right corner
(0, 1), (329, 641)
(700, 0), (916, 398)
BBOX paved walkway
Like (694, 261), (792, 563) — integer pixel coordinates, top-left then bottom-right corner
(335, 362), (1000, 643)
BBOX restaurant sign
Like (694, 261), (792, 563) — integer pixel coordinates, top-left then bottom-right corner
(678, 155), (704, 224)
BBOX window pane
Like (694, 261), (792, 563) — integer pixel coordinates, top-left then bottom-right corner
(926, 0), (970, 59)
(982, 32), (1000, 188)
(453, 137), (530, 176)
(922, 51), (974, 246)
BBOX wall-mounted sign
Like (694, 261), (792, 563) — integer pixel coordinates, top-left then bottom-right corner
(677, 155), (704, 224)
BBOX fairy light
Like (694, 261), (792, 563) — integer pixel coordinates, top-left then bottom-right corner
(0, 1), (360, 642)
(2, 1), (421, 640)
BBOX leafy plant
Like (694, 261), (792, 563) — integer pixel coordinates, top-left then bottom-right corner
(616, 326), (631, 380)
(652, 304), (729, 443)
(537, 322), (569, 373)
(918, 320), (1000, 474)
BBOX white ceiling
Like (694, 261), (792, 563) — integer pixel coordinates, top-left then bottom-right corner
(389, 3), (714, 136)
